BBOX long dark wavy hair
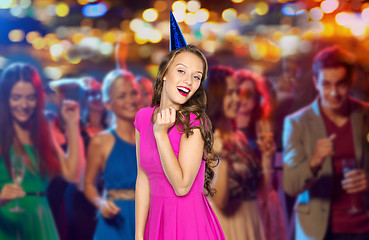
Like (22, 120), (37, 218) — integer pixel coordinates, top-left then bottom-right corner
(151, 45), (219, 196)
(205, 65), (237, 131)
(235, 69), (272, 122)
(0, 63), (60, 177)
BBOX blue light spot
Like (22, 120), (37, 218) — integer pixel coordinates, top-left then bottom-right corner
(82, 3), (108, 18)
(282, 2), (306, 16)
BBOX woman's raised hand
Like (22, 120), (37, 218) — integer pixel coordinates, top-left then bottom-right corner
(153, 107), (176, 137)
(256, 120), (276, 159)
(61, 99), (80, 125)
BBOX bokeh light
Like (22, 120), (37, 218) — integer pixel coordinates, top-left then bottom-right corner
(187, 0), (200, 12)
(172, 10), (186, 22)
(195, 9), (209, 22)
(9, 29), (25, 42)
(50, 44), (64, 57)
(143, 8), (158, 22)
(19, 0), (31, 9)
(335, 12), (351, 27)
(82, 3), (108, 17)
(44, 67), (63, 80)
(103, 32), (116, 44)
(78, 0), (89, 5)
(222, 8), (237, 22)
(130, 18), (145, 32)
(184, 12), (197, 25)
(362, 8), (369, 25)
(99, 42), (114, 56)
(309, 7), (324, 21)
(56, 3), (70, 17)
(255, 2), (269, 16)
(350, 25), (366, 37)
(321, 0), (339, 14)
(172, 1), (187, 12)
(0, 0), (15, 9)
(10, 5), (27, 18)
(26, 31), (41, 44)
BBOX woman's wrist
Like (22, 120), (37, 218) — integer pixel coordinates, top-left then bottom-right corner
(153, 130), (168, 140)
(98, 198), (107, 211)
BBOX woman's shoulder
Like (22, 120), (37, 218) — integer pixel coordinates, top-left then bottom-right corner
(134, 106), (156, 132)
(137, 106), (156, 117)
(89, 129), (114, 148)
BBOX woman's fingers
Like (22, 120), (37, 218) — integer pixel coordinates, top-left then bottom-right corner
(0, 184), (25, 202)
(107, 200), (121, 213)
(101, 200), (121, 218)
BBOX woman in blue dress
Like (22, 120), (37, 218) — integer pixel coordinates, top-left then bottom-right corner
(84, 69), (140, 240)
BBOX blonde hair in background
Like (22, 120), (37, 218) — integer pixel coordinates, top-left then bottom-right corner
(101, 69), (136, 103)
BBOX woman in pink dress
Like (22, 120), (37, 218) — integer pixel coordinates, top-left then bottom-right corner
(134, 44), (225, 240)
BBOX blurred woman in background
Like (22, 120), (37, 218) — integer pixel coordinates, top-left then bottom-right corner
(0, 62), (84, 240)
(235, 69), (286, 240)
(62, 77), (108, 240)
(137, 76), (153, 108)
(206, 65), (274, 240)
(84, 69), (140, 240)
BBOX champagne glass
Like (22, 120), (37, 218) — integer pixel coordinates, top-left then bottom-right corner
(341, 158), (361, 214)
(10, 155), (25, 212)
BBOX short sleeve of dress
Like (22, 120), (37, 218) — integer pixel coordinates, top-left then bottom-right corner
(134, 108), (142, 132)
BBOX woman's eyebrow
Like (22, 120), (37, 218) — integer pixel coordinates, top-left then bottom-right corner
(176, 63), (188, 68)
(176, 63), (203, 74)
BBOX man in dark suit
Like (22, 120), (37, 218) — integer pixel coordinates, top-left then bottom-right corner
(283, 45), (369, 240)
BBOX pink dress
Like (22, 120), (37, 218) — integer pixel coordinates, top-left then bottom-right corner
(134, 106), (225, 240)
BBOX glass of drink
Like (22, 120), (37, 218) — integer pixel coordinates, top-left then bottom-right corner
(10, 155), (25, 212)
(341, 158), (361, 214)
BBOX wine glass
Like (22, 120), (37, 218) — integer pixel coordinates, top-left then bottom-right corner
(10, 155), (25, 212)
(341, 158), (361, 214)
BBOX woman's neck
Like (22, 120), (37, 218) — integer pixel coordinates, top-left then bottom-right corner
(88, 110), (104, 129)
(237, 114), (251, 129)
(13, 121), (32, 145)
(114, 116), (135, 143)
(217, 118), (235, 135)
(159, 88), (180, 111)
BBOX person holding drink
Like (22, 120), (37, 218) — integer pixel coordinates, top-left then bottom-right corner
(283, 45), (369, 240)
(0, 63), (84, 240)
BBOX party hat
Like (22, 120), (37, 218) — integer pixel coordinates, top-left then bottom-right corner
(170, 10), (187, 51)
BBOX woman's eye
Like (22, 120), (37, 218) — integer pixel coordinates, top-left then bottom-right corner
(194, 76), (200, 80)
(28, 95), (36, 101)
(178, 70), (184, 74)
(10, 95), (20, 101)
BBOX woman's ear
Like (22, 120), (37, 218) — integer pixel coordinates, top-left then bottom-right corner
(104, 101), (112, 111)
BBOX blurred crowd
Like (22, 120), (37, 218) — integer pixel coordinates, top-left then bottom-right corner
(0, 43), (368, 240)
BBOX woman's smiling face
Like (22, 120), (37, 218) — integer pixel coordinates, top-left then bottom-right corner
(162, 52), (204, 108)
(9, 80), (37, 124)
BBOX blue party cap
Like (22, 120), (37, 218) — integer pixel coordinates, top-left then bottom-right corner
(170, 10), (187, 51)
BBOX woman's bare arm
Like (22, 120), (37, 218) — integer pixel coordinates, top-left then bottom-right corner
(135, 130), (150, 240)
(53, 100), (85, 183)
